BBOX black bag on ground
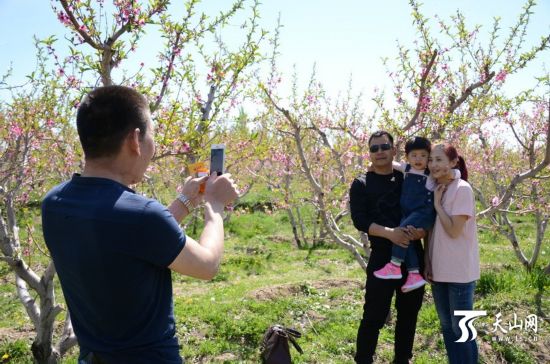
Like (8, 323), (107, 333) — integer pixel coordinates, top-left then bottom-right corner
(260, 325), (303, 364)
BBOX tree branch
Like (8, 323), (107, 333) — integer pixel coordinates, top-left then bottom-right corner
(200, 84), (217, 123)
(310, 124), (346, 184)
(263, 85), (367, 268)
(509, 120), (529, 151)
(151, 30), (182, 111)
(59, 0), (101, 50)
(15, 275), (41, 329)
(56, 311), (77, 356)
(502, 213), (530, 268)
(448, 71), (496, 114)
(263, 89), (323, 193)
(0, 203), (45, 296)
(478, 99), (550, 217)
(404, 50), (438, 131)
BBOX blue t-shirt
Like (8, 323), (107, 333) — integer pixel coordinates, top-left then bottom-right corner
(41, 174), (186, 363)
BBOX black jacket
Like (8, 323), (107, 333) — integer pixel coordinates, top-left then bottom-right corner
(349, 170), (407, 252)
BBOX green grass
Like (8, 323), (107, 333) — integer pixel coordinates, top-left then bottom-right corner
(0, 340), (29, 363)
(0, 204), (548, 363)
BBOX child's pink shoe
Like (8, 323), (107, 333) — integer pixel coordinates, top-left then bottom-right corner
(374, 262), (402, 279)
(401, 272), (427, 292)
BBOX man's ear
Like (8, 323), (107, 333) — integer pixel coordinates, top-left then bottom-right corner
(128, 128), (141, 155)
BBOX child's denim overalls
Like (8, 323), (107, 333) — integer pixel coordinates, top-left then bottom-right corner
(392, 164), (436, 270)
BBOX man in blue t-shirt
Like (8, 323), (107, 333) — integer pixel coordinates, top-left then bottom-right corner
(42, 86), (238, 363)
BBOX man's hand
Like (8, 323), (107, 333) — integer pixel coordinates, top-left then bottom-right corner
(386, 227), (410, 248)
(405, 226), (426, 240)
(204, 172), (239, 207)
(181, 175), (209, 207)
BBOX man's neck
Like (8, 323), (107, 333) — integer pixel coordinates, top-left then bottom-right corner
(372, 165), (394, 175)
(81, 160), (130, 186)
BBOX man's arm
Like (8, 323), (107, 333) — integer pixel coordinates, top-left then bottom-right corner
(368, 223), (410, 248)
(349, 177), (409, 247)
(169, 175), (209, 222)
(168, 199), (191, 222)
(168, 200), (224, 280)
(168, 173), (238, 280)
(349, 177), (375, 233)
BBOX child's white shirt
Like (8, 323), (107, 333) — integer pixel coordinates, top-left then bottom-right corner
(393, 161), (461, 192)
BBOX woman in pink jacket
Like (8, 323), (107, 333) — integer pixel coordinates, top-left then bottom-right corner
(425, 142), (480, 364)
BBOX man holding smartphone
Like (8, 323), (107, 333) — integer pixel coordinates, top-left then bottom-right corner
(41, 85), (238, 363)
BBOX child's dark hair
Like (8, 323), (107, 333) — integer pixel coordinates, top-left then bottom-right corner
(405, 136), (431, 155)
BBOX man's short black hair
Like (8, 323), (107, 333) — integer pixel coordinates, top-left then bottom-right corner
(404, 136), (431, 154)
(77, 85), (149, 159)
(368, 130), (394, 146)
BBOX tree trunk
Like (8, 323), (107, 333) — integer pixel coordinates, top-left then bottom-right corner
(1, 203), (76, 363)
(295, 207), (307, 246)
(286, 208), (302, 248)
(31, 341), (58, 364)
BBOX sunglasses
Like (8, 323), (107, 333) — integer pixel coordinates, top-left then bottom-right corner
(369, 143), (392, 153)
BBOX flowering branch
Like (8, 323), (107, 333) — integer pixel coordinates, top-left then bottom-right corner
(58, 0), (101, 50)
(262, 85), (368, 269)
(448, 70), (496, 114)
(478, 99), (550, 218)
(404, 50), (438, 131)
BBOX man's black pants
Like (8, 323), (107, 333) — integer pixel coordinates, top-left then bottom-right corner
(355, 245), (425, 364)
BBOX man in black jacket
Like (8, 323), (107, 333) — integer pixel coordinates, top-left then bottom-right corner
(349, 130), (425, 364)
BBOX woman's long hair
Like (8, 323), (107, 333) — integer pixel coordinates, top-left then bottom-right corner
(438, 143), (468, 182)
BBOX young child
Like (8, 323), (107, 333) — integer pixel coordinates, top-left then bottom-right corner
(373, 136), (459, 292)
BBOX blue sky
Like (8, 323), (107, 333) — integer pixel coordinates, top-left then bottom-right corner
(1, 0), (548, 105)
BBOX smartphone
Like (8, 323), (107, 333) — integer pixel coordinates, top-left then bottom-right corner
(210, 144), (225, 176)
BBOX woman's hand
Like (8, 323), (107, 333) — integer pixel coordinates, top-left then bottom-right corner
(434, 184), (446, 208)
(423, 257), (433, 283)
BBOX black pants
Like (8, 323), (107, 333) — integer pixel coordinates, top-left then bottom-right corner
(355, 243), (425, 364)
